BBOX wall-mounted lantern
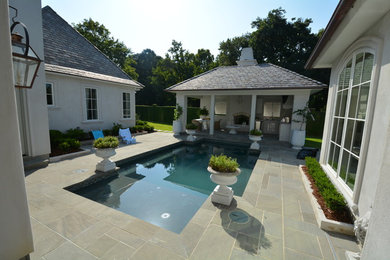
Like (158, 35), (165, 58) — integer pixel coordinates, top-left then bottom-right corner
(10, 6), (42, 88)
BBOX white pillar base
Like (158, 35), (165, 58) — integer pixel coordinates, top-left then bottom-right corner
(96, 160), (116, 172)
(250, 141), (260, 150)
(211, 185), (234, 206)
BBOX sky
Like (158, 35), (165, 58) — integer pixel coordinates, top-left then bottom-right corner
(41, 0), (339, 57)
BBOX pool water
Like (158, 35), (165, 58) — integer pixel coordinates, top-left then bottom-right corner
(74, 142), (259, 233)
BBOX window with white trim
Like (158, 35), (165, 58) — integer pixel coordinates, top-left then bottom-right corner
(122, 92), (131, 118)
(46, 83), (54, 106)
(328, 51), (374, 191)
(263, 102), (281, 117)
(85, 88), (98, 120)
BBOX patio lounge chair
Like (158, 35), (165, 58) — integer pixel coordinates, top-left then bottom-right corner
(119, 128), (136, 144)
(91, 129), (104, 140)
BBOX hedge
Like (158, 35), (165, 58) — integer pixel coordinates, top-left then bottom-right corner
(136, 105), (200, 124)
(305, 157), (347, 212)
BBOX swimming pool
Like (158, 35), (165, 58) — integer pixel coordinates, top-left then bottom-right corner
(73, 141), (259, 233)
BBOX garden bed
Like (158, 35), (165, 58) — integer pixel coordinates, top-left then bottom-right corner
(299, 158), (354, 235)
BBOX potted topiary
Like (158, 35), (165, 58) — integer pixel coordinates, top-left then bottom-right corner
(94, 136), (119, 172)
(207, 154), (241, 206)
(199, 106), (209, 119)
(249, 129), (263, 150)
(185, 123), (197, 142)
(291, 105), (314, 149)
(173, 104), (183, 136)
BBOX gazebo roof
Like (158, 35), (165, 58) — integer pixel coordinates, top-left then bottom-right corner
(166, 63), (327, 92)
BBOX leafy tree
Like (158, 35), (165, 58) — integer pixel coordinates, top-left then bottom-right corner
(134, 49), (162, 105)
(217, 35), (250, 66)
(194, 49), (217, 74)
(74, 18), (138, 79)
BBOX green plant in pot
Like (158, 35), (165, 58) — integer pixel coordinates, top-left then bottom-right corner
(249, 129), (263, 150)
(199, 106), (209, 119)
(291, 104), (314, 149)
(173, 104), (183, 136)
(93, 136), (119, 172)
(185, 123), (197, 142)
(207, 154), (241, 206)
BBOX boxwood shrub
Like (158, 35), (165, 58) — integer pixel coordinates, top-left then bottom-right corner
(305, 157), (347, 212)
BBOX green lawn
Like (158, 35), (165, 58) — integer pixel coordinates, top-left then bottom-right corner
(305, 137), (322, 149)
(147, 121), (173, 132)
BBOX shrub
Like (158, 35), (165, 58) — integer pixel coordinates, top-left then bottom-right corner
(305, 157), (347, 211)
(93, 136), (119, 149)
(103, 129), (112, 136)
(135, 125), (144, 132)
(249, 129), (262, 136)
(199, 106), (209, 116)
(173, 104), (183, 121)
(49, 130), (64, 147)
(143, 125), (154, 133)
(111, 123), (122, 136)
(136, 120), (147, 125)
(58, 138), (80, 152)
(186, 123), (198, 130)
(64, 127), (86, 140)
(209, 154), (239, 173)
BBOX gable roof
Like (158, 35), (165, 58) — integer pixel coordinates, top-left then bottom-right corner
(42, 6), (142, 87)
(166, 63), (327, 92)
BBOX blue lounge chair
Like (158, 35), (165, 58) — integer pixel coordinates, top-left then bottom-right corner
(92, 130), (104, 140)
(119, 128), (136, 144)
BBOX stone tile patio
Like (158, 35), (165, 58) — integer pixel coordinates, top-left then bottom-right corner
(25, 132), (359, 259)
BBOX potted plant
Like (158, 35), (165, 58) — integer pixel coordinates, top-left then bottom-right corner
(249, 129), (263, 150)
(185, 123), (197, 142)
(207, 154), (241, 205)
(172, 104), (183, 136)
(291, 105), (314, 149)
(199, 106), (209, 119)
(93, 136), (119, 172)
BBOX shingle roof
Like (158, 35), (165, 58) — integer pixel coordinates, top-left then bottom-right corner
(166, 63), (327, 91)
(42, 6), (142, 87)
(45, 64), (142, 87)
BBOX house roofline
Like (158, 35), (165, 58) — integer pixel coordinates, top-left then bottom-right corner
(165, 86), (328, 93)
(305, 0), (356, 69)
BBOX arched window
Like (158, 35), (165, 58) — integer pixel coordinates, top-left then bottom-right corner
(328, 51), (374, 191)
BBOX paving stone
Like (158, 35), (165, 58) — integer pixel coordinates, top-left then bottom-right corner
(179, 222), (206, 257)
(85, 234), (118, 257)
(285, 248), (322, 260)
(131, 242), (184, 260)
(230, 248), (268, 260)
(105, 226), (145, 249)
(256, 194), (282, 215)
(100, 242), (136, 260)
(284, 227), (322, 258)
(72, 220), (114, 249)
(190, 224), (236, 260)
(46, 211), (96, 239)
(44, 241), (97, 260)
(262, 210), (282, 238)
(190, 208), (215, 228)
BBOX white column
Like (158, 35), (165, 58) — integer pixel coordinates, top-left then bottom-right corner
(0, 2), (33, 258)
(249, 94), (257, 131)
(176, 94), (187, 133)
(209, 94), (215, 135)
(291, 91), (311, 132)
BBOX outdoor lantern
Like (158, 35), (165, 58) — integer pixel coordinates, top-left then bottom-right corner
(10, 16), (42, 88)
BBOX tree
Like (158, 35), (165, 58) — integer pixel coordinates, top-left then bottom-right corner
(74, 18), (138, 79)
(217, 35), (250, 66)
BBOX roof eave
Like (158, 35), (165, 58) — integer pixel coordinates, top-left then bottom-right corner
(305, 0), (356, 69)
(166, 86), (328, 92)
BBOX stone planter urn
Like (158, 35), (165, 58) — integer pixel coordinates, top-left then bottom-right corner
(208, 166), (241, 206)
(186, 129), (196, 142)
(172, 120), (182, 136)
(95, 148), (116, 172)
(249, 135), (262, 150)
(291, 130), (306, 150)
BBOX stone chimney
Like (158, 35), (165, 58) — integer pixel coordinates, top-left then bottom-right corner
(237, 47), (258, 66)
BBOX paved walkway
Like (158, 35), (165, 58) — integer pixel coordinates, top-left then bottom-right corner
(25, 132), (359, 259)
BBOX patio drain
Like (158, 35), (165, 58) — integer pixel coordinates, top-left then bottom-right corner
(229, 211), (249, 224)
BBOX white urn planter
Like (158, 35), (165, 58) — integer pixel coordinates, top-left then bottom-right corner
(173, 120), (182, 136)
(186, 129), (196, 142)
(291, 130), (306, 149)
(249, 135), (262, 150)
(208, 166), (241, 206)
(95, 148), (116, 172)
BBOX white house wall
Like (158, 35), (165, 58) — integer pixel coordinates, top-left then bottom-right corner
(320, 10), (390, 219)
(0, 1), (33, 258)
(46, 73), (137, 132)
(10, 0), (50, 158)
